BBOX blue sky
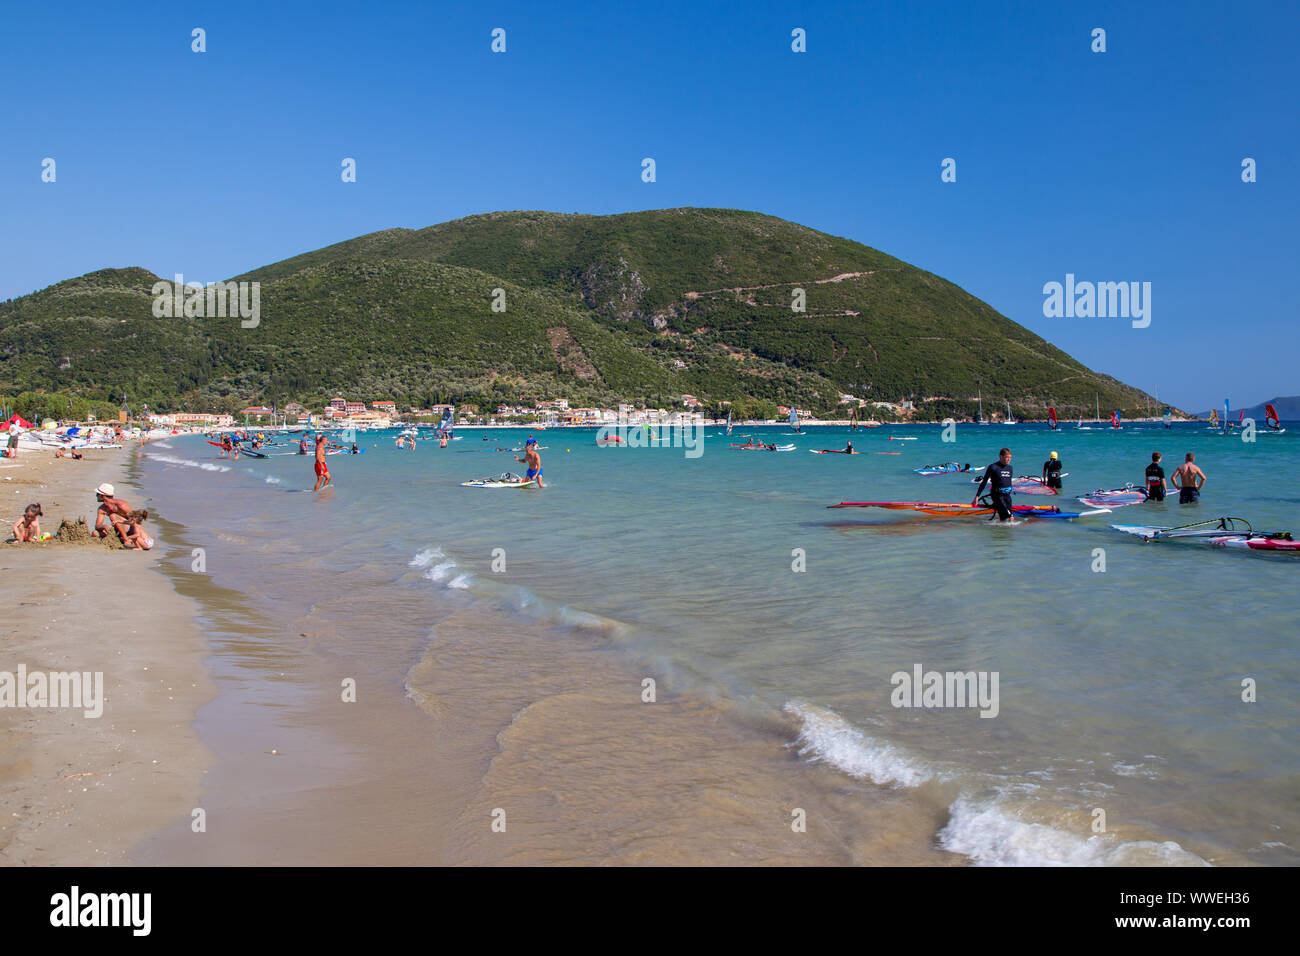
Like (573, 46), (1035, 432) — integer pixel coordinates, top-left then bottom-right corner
(2, 0), (1295, 411)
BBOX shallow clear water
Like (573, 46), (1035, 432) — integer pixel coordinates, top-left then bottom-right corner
(139, 423), (1300, 865)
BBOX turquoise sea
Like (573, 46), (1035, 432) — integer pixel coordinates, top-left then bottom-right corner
(137, 422), (1299, 865)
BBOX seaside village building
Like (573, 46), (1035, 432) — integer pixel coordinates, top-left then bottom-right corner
(168, 412), (235, 428)
(312, 398), (392, 427)
(347, 410), (392, 427)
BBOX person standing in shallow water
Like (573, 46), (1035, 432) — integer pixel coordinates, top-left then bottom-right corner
(516, 437), (543, 489)
(973, 447), (1015, 521)
(1172, 452), (1205, 504)
(1145, 452), (1168, 501)
(1041, 451), (1063, 490)
(313, 433), (331, 491)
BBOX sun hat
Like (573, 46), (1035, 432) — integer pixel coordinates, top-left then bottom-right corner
(95, 483), (114, 496)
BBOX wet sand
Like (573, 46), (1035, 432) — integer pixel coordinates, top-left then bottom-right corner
(100, 435), (968, 866)
(127, 508), (957, 865)
(0, 443), (213, 864)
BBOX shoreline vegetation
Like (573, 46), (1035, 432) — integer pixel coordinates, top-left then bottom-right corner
(0, 209), (1163, 422)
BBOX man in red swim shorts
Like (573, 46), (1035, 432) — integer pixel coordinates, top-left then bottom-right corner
(313, 432), (331, 491)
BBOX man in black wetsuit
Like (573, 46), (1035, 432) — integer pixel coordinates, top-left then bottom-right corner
(1041, 451), (1063, 490)
(974, 447), (1016, 521)
(1144, 452), (1167, 501)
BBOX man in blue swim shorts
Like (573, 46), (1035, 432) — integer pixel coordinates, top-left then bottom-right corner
(516, 437), (544, 489)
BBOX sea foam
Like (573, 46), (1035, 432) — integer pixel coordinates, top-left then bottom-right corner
(938, 796), (1209, 867)
(409, 547), (444, 568)
(784, 701), (934, 788)
(424, 560), (458, 583)
(150, 453), (230, 474)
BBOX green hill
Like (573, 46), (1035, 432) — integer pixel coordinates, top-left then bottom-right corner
(0, 208), (1162, 420)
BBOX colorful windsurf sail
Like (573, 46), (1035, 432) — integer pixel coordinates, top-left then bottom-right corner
(1077, 484), (1149, 508)
(1111, 517), (1300, 552)
(913, 462), (969, 475)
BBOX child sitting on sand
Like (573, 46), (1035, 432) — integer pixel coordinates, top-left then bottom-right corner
(122, 509), (154, 550)
(12, 503), (43, 542)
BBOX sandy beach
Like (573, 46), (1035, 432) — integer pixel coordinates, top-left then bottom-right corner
(0, 443), (212, 865)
